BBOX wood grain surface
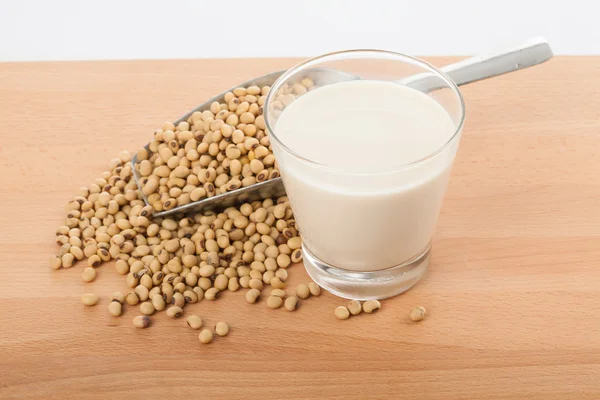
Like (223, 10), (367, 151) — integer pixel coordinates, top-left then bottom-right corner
(0, 57), (599, 400)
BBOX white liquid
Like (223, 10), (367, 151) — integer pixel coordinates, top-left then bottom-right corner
(273, 80), (458, 271)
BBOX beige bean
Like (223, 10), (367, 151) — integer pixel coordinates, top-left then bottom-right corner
(409, 306), (427, 322)
(284, 296), (299, 311)
(348, 300), (362, 315)
(187, 315), (203, 329)
(81, 293), (99, 306)
(363, 300), (381, 314)
(133, 315), (151, 329)
(199, 329), (213, 344)
(307, 282), (321, 296)
(267, 295), (283, 309)
(81, 267), (97, 282)
(296, 284), (310, 299)
(335, 306), (350, 320)
(108, 301), (123, 317)
(166, 306), (183, 318)
(245, 288), (261, 304)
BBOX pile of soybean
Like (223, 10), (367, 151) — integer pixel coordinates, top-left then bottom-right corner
(50, 81), (326, 344)
(52, 148), (311, 342)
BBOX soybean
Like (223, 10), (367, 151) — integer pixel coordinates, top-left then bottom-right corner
(62, 253), (75, 268)
(409, 306), (427, 322)
(348, 300), (362, 315)
(152, 294), (166, 311)
(81, 267), (97, 282)
(362, 300), (381, 314)
(81, 293), (99, 306)
(284, 296), (299, 311)
(205, 287), (220, 301)
(112, 292), (125, 304)
(140, 301), (155, 316)
(187, 315), (203, 330)
(296, 284), (310, 299)
(50, 255), (62, 270)
(245, 288), (261, 304)
(335, 306), (350, 320)
(307, 282), (321, 296)
(108, 301), (122, 316)
(133, 315), (151, 329)
(199, 329), (213, 344)
(267, 295), (283, 309)
(214, 321), (229, 337)
(166, 306), (183, 318)
(126, 292), (140, 306)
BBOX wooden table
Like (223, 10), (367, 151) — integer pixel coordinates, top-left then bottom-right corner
(1, 57), (599, 399)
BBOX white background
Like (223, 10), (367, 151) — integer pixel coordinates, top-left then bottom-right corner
(0, 0), (597, 61)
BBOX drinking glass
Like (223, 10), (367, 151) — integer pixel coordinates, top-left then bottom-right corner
(264, 50), (465, 299)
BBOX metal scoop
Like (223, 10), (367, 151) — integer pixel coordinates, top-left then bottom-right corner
(133, 37), (553, 218)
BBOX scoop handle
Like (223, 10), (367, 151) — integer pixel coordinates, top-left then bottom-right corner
(402, 37), (554, 91)
(442, 36), (553, 85)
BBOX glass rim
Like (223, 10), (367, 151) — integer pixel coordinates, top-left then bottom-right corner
(264, 49), (466, 175)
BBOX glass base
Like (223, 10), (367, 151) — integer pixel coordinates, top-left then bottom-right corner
(303, 244), (430, 300)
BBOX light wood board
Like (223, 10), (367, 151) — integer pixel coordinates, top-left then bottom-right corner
(0, 57), (599, 399)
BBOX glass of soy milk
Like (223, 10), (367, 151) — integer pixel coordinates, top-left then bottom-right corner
(264, 50), (465, 300)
